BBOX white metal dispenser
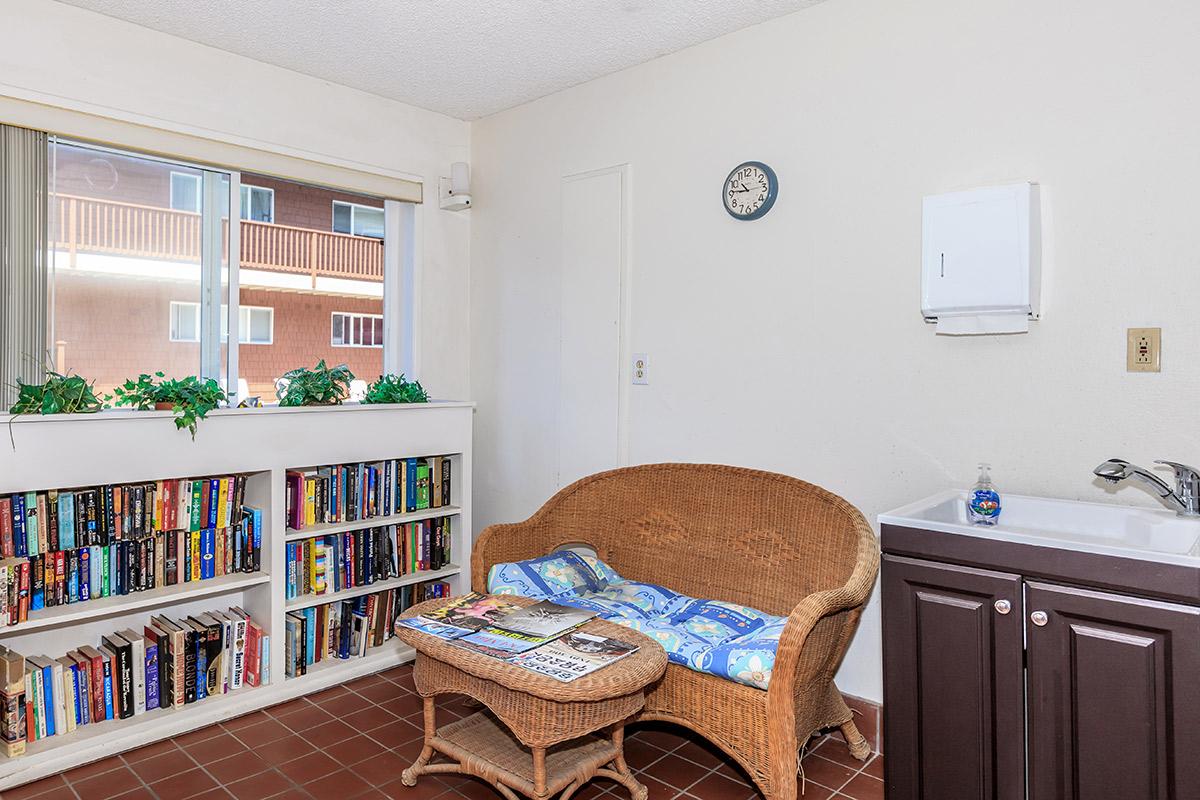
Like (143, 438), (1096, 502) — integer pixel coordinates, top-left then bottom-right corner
(921, 182), (1041, 335)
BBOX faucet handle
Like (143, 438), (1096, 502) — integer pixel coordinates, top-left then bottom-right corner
(1154, 460), (1200, 485)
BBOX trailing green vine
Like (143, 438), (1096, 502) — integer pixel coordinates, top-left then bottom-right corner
(109, 372), (227, 439)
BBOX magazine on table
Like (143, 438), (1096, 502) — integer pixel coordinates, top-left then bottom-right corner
(508, 631), (639, 682)
(493, 600), (597, 638)
(397, 616), (472, 641)
(400, 592), (524, 639)
(451, 626), (556, 658)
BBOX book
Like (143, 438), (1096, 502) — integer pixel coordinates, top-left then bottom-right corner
(101, 634), (134, 719)
(143, 634), (159, 712)
(68, 651), (90, 726)
(509, 632), (639, 682)
(54, 656), (74, 733)
(493, 601), (597, 639)
(96, 645), (116, 721)
(117, 629), (146, 715)
(0, 646), (26, 757)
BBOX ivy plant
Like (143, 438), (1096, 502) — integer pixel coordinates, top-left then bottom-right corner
(276, 360), (355, 407)
(109, 372), (227, 439)
(362, 373), (429, 404)
(9, 371), (104, 416)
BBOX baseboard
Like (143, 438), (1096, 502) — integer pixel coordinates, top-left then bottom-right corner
(842, 693), (882, 755)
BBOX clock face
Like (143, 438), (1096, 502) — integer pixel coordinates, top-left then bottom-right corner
(723, 161), (778, 220)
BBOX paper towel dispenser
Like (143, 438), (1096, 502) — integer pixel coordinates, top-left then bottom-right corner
(921, 182), (1041, 335)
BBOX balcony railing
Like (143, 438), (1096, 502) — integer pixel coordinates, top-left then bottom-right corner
(52, 194), (383, 285)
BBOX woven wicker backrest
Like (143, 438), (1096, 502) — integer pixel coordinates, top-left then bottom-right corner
(522, 463), (871, 617)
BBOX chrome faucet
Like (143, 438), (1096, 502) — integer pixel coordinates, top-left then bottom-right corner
(1093, 458), (1200, 517)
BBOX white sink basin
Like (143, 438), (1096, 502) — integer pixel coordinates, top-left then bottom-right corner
(879, 490), (1200, 565)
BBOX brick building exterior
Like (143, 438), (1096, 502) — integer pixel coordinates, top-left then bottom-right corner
(50, 143), (386, 399)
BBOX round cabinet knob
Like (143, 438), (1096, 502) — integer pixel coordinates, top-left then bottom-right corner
(1030, 611), (1049, 627)
(994, 600), (1012, 615)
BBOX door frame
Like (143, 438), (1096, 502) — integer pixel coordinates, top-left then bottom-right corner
(559, 163), (633, 472)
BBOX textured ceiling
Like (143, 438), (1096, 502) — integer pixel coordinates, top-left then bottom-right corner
(54, 0), (826, 120)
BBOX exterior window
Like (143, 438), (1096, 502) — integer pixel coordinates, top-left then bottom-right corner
(332, 200), (385, 238)
(172, 174), (272, 222)
(169, 171), (201, 213)
(331, 312), (383, 348)
(169, 302), (273, 345)
(50, 140), (392, 402)
(241, 184), (274, 223)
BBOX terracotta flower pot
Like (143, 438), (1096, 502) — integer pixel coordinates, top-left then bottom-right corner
(154, 401), (174, 411)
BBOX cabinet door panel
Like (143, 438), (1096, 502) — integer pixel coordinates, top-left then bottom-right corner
(882, 555), (1025, 800)
(1027, 581), (1200, 800)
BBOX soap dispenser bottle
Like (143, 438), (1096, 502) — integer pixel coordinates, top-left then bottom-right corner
(968, 463), (1002, 525)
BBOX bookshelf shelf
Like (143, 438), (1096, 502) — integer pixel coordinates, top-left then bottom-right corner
(283, 505), (463, 542)
(284, 637), (415, 683)
(0, 403), (473, 791)
(285, 564), (462, 612)
(21, 683), (265, 759)
(0, 572), (271, 638)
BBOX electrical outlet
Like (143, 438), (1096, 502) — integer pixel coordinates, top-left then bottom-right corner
(632, 353), (649, 385)
(1127, 327), (1161, 372)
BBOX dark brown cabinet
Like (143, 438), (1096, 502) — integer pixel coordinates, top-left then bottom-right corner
(882, 534), (1200, 800)
(882, 555), (1026, 800)
(1025, 581), (1200, 800)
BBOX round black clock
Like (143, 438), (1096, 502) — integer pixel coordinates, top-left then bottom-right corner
(723, 161), (778, 220)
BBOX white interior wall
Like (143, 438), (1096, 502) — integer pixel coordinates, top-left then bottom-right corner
(470, 0), (1200, 703)
(0, 0), (471, 399)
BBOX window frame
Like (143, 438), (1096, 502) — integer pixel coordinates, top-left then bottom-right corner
(241, 183), (275, 223)
(168, 171), (202, 213)
(331, 311), (384, 348)
(331, 199), (385, 239)
(169, 301), (274, 345)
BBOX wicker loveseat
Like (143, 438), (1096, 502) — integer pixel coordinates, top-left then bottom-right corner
(472, 463), (880, 800)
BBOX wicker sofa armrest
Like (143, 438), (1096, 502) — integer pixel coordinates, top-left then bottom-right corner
(766, 529), (880, 733)
(471, 520), (582, 593)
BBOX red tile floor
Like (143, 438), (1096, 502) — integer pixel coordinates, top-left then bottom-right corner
(4, 664), (883, 800)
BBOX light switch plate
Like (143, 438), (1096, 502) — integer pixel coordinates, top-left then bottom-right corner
(1127, 327), (1161, 372)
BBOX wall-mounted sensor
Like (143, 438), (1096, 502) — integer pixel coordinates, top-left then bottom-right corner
(440, 162), (472, 211)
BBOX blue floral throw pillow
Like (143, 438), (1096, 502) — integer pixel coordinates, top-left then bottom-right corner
(487, 551), (601, 600)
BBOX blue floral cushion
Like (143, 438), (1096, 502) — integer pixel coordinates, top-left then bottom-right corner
(487, 551), (601, 600)
(486, 553), (787, 690)
(698, 619), (787, 690)
(667, 599), (774, 643)
(609, 618), (715, 668)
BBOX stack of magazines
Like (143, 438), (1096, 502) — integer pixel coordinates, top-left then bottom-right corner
(399, 593), (638, 682)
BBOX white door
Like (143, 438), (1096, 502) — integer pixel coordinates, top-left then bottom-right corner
(557, 166), (629, 487)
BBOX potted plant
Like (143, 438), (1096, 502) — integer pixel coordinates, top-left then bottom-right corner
(9, 370), (105, 416)
(109, 372), (227, 439)
(362, 373), (429, 404)
(276, 360), (355, 407)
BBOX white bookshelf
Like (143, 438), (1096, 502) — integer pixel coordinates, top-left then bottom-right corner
(0, 402), (473, 789)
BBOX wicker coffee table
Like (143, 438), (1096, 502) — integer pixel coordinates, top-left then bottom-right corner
(395, 595), (668, 800)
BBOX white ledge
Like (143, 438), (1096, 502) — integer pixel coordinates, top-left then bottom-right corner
(0, 399), (475, 426)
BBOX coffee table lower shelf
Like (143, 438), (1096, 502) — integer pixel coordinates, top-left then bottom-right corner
(400, 711), (648, 800)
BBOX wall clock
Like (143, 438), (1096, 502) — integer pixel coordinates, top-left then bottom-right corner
(723, 161), (778, 220)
